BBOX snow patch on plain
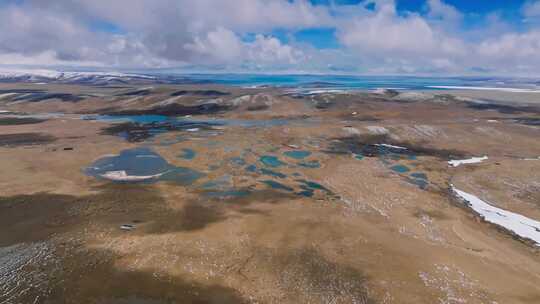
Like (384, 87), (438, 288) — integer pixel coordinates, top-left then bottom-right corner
(366, 126), (389, 135)
(100, 170), (167, 181)
(343, 126), (361, 135)
(448, 156), (488, 167)
(451, 186), (540, 246)
(0, 93), (18, 100)
(428, 85), (540, 93)
(375, 143), (407, 150)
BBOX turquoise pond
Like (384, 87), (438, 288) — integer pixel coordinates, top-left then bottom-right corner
(178, 148), (196, 160)
(259, 155), (286, 168)
(260, 168), (287, 179)
(245, 164), (258, 173)
(298, 180), (332, 193)
(201, 175), (232, 190)
(408, 178), (429, 189)
(261, 180), (294, 192)
(283, 150), (311, 159)
(229, 157), (246, 166)
(390, 164), (410, 173)
(296, 189), (314, 197)
(85, 147), (204, 185)
(408, 172), (429, 189)
(377, 150), (430, 190)
(410, 172), (427, 180)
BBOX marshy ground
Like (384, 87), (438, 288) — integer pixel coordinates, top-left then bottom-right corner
(1, 83), (539, 303)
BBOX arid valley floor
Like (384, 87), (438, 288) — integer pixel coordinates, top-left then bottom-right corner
(1, 82), (540, 303)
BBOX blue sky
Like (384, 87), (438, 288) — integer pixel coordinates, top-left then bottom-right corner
(87, 0), (533, 49)
(1, 0), (540, 75)
(281, 0), (534, 50)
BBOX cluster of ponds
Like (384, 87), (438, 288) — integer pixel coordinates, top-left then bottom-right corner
(84, 114), (299, 143)
(84, 113), (431, 203)
(85, 142), (333, 200)
(352, 145), (430, 190)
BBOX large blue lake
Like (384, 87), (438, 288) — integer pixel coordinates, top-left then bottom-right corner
(145, 73), (540, 91)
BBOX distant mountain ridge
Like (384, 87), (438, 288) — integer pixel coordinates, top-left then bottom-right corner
(0, 68), (166, 85)
(2, 68), (540, 93)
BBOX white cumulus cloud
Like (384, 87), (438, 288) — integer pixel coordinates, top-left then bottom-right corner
(0, 0), (540, 75)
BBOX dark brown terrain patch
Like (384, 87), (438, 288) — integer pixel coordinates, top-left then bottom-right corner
(100, 121), (218, 142)
(0, 132), (56, 147)
(24, 93), (85, 102)
(104, 102), (232, 116)
(5, 246), (248, 304)
(466, 101), (540, 114)
(100, 122), (168, 142)
(256, 247), (375, 303)
(0, 117), (47, 125)
(511, 117), (540, 126)
(0, 192), (77, 246)
(147, 189), (296, 234)
(115, 88), (152, 96)
(247, 104), (270, 111)
(341, 114), (382, 122)
(146, 200), (227, 233)
(0, 185), (302, 303)
(171, 89), (230, 97)
(0, 184), (166, 246)
(0, 183), (295, 243)
(324, 134), (467, 159)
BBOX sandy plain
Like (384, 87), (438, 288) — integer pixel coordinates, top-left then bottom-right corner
(0, 83), (539, 303)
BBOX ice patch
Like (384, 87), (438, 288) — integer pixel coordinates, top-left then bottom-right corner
(230, 95), (252, 106)
(135, 154), (160, 158)
(286, 88), (349, 95)
(153, 96), (183, 107)
(372, 87), (405, 94)
(305, 89), (346, 94)
(452, 186), (540, 246)
(100, 170), (167, 181)
(392, 91), (432, 101)
(448, 156), (488, 167)
(120, 224), (136, 231)
(366, 126), (389, 135)
(412, 125), (442, 138)
(375, 143), (407, 150)
(428, 85), (540, 93)
(0, 93), (17, 100)
(343, 126), (361, 135)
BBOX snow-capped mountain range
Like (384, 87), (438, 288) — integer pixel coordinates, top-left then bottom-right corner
(0, 68), (157, 85)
